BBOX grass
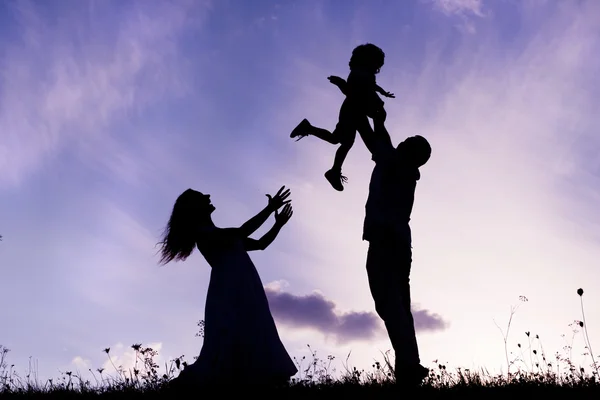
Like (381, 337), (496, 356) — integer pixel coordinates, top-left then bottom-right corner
(1, 289), (599, 399)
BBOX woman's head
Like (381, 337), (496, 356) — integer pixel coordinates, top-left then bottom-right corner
(158, 189), (214, 265)
(349, 43), (385, 74)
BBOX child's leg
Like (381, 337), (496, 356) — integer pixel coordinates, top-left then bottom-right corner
(323, 128), (355, 191)
(290, 119), (341, 144)
(331, 98), (359, 168)
(290, 98), (357, 144)
(325, 115), (373, 192)
(331, 129), (356, 172)
(323, 100), (359, 191)
(308, 125), (342, 144)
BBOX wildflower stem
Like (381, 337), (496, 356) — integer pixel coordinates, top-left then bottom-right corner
(580, 296), (599, 376)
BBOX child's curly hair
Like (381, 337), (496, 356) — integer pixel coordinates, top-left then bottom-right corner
(349, 43), (385, 74)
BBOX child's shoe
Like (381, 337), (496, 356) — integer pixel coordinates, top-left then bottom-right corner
(324, 169), (347, 191)
(290, 119), (311, 141)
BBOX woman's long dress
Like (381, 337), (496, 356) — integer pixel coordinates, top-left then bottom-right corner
(179, 227), (297, 385)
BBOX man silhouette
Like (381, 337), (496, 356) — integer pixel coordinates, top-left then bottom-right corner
(359, 108), (432, 386)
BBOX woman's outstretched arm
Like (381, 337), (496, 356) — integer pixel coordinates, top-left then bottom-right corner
(238, 186), (291, 237)
(238, 205), (272, 237)
(244, 203), (293, 251)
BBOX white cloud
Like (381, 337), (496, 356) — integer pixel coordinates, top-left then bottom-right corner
(426, 0), (486, 33)
(71, 356), (92, 371)
(265, 279), (291, 292)
(430, 0), (485, 17)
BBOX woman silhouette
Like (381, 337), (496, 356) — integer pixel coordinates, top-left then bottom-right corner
(159, 186), (297, 387)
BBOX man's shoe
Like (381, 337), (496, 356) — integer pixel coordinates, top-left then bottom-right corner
(395, 363), (429, 387)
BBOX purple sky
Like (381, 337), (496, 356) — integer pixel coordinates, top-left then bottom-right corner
(1, 0), (600, 382)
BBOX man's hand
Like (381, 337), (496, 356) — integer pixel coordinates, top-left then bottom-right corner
(274, 203), (293, 227)
(382, 91), (395, 98)
(266, 186), (291, 212)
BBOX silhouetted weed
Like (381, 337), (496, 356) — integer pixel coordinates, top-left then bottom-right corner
(1, 289), (598, 398)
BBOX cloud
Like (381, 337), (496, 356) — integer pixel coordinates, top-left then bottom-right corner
(265, 284), (448, 344)
(71, 356), (92, 371)
(265, 286), (382, 343)
(430, 0), (485, 16)
(426, 0), (486, 33)
(412, 308), (450, 331)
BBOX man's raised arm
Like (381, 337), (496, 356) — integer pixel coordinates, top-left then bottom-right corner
(361, 110), (395, 162)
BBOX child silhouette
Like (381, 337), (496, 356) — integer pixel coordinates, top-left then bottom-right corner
(290, 43), (394, 191)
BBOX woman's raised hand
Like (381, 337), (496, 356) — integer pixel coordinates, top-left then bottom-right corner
(266, 186), (291, 211)
(274, 203), (293, 227)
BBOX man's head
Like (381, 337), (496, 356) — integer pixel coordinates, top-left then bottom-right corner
(396, 135), (431, 168)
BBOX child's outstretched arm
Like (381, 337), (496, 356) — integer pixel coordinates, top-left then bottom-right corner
(375, 84), (395, 98)
(329, 76), (392, 99)
(328, 75), (348, 95)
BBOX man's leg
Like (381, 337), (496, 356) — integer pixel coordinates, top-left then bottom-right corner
(366, 239), (425, 383)
(396, 243), (420, 368)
